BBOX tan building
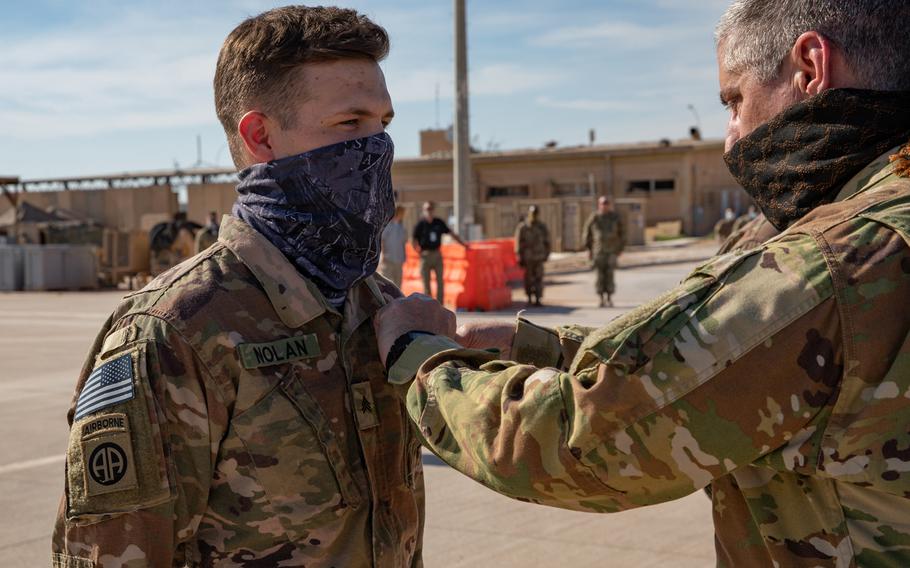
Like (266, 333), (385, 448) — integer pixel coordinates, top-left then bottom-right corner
(391, 129), (745, 247)
(1, 135), (745, 253)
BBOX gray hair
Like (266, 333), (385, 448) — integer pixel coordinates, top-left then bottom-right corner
(716, 0), (910, 90)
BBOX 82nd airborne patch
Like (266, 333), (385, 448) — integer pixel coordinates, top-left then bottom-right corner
(80, 413), (138, 497)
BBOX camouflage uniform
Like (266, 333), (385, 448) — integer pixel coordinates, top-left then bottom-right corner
(514, 219), (550, 302)
(582, 211), (625, 297)
(193, 226), (218, 254)
(718, 213), (779, 254)
(52, 216), (424, 567)
(392, 146), (910, 566)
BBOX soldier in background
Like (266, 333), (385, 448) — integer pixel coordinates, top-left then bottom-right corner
(514, 205), (550, 306)
(379, 205), (407, 287)
(412, 201), (467, 304)
(582, 196), (625, 307)
(53, 7), (426, 567)
(193, 210), (220, 253)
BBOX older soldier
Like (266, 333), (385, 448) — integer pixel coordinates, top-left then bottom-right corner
(53, 7), (425, 568)
(377, 1), (910, 566)
(582, 196), (625, 307)
(514, 205), (550, 306)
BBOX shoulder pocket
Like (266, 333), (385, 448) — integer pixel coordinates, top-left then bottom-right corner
(66, 341), (171, 523)
(231, 367), (361, 541)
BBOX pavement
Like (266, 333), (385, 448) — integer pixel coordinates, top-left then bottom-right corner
(545, 237), (717, 274)
(0, 245), (717, 567)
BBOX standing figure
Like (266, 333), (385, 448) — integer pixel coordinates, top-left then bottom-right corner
(412, 201), (467, 304)
(514, 205), (550, 306)
(194, 210), (221, 254)
(379, 205), (407, 287)
(582, 196), (625, 307)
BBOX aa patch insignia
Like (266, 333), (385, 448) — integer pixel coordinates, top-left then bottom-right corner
(80, 413), (137, 497)
(74, 353), (135, 421)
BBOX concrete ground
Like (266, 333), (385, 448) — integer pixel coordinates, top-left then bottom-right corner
(0, 260), (715, 567)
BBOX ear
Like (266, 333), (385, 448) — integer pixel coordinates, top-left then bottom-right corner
(237, 111), (276, 164)
(789, 31), (833, 96)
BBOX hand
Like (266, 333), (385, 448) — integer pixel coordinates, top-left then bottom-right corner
(456, 321), (515, 359)
(374, 294), (457, 366)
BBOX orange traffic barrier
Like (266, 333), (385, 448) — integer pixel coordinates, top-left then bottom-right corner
(485, 238), (525, 283)
(401, 239), (515, 311)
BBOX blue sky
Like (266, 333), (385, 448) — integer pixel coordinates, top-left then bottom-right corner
(0, 0), (731, 180)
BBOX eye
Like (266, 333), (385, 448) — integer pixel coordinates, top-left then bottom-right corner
(340, 118), (359, 126)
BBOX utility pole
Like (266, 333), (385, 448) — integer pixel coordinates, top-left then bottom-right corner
(453, 0), (473, 239)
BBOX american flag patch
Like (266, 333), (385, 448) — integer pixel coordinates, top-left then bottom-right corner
(74, 354), (135, 421)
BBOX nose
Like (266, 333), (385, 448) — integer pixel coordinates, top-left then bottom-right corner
(724, 120), (740, 153)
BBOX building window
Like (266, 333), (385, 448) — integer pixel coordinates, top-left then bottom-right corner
(487, 185), (530, 198)
(627, 179), (676, 194)
(552, 181), (594, 197)
(627, 180), (652, 193)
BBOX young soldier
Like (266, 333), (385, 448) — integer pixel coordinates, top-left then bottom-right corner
(53, 7), (427, 567)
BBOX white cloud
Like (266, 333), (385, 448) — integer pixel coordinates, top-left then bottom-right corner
(387, 63), (561, 103)
(536, 18), (699, 49)
(535, 96), (640, 112)
(473, 64), (563, 95)
(0, 11), (223, 139)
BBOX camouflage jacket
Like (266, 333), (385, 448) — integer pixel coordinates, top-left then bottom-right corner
(717, 213), (780, 254)
(582, 211), (624, 257)
(53, 216), (424, 568)
(514, 220), (550, 264)
(397, 147), (910, 567)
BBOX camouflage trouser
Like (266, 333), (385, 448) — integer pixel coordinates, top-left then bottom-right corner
(523, 261), (545, 298)
(593, 254), (618, 295)
(420, 249), (445, 303)
(379, 259), (403, 288)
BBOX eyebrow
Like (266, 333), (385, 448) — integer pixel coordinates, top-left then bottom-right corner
(337, 107), (396, 119)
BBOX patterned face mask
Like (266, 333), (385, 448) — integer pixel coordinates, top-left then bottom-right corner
(724, 88), (910, 231)
(232, 132), (396, 307)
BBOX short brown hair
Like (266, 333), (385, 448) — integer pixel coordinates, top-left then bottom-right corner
(214, 6), (390, 167)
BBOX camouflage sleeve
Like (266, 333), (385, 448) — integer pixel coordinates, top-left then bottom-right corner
(513, 224), (523, 258)
(542, 224), (551, 258)
(406, 235), (840, 511)
(52, 316), (227, 567)
(582, 215), (593, 251)
(617, 214), (626, 252)
(717, 214), (780, 255)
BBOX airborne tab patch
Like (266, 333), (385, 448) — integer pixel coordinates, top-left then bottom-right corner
(238, 334), (321, 369)
(74, 354), (135, 421)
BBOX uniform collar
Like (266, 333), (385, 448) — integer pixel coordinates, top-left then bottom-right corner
(218, 215), (329, 328)
(219, 215), (387, 330)
(833, 144), (901, 203)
